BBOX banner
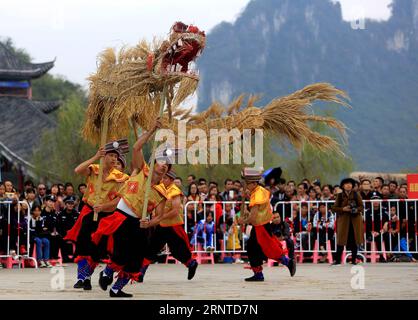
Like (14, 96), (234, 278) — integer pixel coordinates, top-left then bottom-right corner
(407, 174), (418, 199)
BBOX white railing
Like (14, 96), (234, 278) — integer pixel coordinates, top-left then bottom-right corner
(274, 199), (418, 255)
(0, 200), (37, 268)
(184, 200), (249, 253)
(183, 199), (418, 258)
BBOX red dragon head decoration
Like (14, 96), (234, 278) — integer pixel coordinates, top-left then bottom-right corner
(158, 21), (206, 79)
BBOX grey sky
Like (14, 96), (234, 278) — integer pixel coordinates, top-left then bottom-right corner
(0, 0), (393, 86)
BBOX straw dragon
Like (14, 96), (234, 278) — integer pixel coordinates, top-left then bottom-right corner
(83, 21), (349, 154)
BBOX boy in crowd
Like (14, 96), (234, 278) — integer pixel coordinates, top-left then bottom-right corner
(312, 203), (335, 262)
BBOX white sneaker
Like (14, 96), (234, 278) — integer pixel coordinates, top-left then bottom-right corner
(38, 260), (46, 268)
(44, 261), (53, 268)
(9, 250), (19, 260)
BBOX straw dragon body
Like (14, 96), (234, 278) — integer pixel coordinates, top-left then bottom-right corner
(83, 22), (349, 154)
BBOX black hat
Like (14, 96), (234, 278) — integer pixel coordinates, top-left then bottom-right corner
(45, 195), (56, 202)
(340, 178), (356, 189)
(370, 191), (382, 200)
(117, 154), (127, 169)
(155, 143), (182, 165)
(104, 139), (129, 157)
(166, 170), (177, 180)
(64, 195), (76, 203)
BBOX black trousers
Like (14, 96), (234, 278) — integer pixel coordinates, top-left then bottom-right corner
(146, 225), (192, 264)
(313, 229), (335, 250)
(47, 235), (75, 261)
(111, 214), (147, 275)
(60, 237), (75, 262)
(247, 224), (279, 268)
(285, 237), (295, 259)
(49, 235), (61, 259)
(335, 221), (358, 263)
(75, 211), (111, 261)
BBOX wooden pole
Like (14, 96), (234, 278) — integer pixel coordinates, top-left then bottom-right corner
(241, 180), (248, 222)
(141, 85), (167, 219)
(130, 117), (140, 141)
(93, 107), (109, 221)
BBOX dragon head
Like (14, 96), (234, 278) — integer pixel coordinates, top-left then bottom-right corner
(83, 22), (206, 144)
(155, 21), (206, 80)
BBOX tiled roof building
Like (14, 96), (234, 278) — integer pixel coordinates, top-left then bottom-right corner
(0, 42), (60, 188)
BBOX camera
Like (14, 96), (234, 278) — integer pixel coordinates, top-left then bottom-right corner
(349, 201), (358, 215)
(273, 228), (282, 238)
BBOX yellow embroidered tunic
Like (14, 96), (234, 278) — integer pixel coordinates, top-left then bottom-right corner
(159, 183), (184, 227)
(119, 164), (167, 217)
(83, 164), (129, 207)
(249, 185), (272, 226)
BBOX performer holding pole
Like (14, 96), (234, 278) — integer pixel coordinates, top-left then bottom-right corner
(139, 170), (198, 283)
(141, 85), (167, 221)
(239, 167), (296, 282)
(93, 109), (110, 222)
(91, 119), (173, 298)
(64, 143), (129, 290)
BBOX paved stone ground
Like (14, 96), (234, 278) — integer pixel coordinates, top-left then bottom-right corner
(0, 262), (417, 299)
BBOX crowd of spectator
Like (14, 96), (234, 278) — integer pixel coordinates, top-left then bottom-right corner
(0, 180), (86, 268)
(0, 174), (416, 268)
(180, 175), (417, 264)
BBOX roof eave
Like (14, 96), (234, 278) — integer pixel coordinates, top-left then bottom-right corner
(0, 60), (55, 80)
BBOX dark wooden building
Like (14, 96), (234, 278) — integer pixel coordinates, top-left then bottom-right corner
(0, 42), (60, 190)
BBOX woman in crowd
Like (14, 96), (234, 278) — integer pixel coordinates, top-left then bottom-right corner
(185, 182), (201, 204)
(185, 182), (203, 228)
(208, 186), (219, 198)
(331, 178), (364, 265)
(308, 186), (319, 201)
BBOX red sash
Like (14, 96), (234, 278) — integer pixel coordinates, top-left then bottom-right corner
(172, 224), (193, 251)
(254, 224), (288, 260)
(64, 205), (92, 242)
(91, 211), (127, 254)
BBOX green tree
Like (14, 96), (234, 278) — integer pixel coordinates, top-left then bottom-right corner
(0, 37), (31, 63)
(173, 136), (283, 186)
(283, 144), (354, 184)
(32, 74), (86, 103)
(32, 95), (96, 186)
(281, 113), (354, 185)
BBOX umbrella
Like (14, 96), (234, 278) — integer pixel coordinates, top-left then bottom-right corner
(262, 167), (282, 185)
